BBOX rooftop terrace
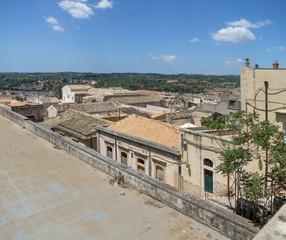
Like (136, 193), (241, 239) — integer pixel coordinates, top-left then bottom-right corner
(0, 115), (229, 240)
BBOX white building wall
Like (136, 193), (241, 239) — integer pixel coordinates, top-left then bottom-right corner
(47, 105), (57, 118)
(97, 132), (179, 187)
(62, 86), (75, 103)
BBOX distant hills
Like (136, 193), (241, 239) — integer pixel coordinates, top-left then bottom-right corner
(0, 72), (240, 94)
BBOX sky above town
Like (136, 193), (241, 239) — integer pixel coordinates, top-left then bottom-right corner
(1, 0), (286, 75)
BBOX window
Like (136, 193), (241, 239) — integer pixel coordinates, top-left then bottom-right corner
(107, 146), (113, 159)
(156, 165), (165, 182)
(203, 158), (213, 194)
(137, 158), (145, 173)
(204, 158), (213, 168)
(121, 152), (128, 165)
(228, 100), (236, 109)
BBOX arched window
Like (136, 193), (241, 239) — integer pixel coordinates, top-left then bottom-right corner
(137, 158), (145, 173)
(107, 146), (113, 159)
(204, 158), (213, 168)
(203, 158), (213, 194)
(121, 152), (128, 165)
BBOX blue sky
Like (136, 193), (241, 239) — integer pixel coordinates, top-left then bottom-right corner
(1, 0), (286, 75)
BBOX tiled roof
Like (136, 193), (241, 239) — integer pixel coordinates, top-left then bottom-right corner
(166, 109), (214, 120)
(53, 104), (71, 113)
(151, 112), (166, 119)
(107, 115), (180, 149)
(110, 95), (162, 105)
(119, 107), (150, 118)
(56, 111), (110, 136)
(190, 110), (215, 118)
(66, 85), (91, 90)
(135, 90), (165, 95)
(69, 102), (117, 114)
(87, 88), (135, 100)
(8, 101), (36, 107)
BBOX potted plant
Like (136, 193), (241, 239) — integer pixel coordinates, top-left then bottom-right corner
(245, 58), (250, 67)
(273, 61), (279, 69)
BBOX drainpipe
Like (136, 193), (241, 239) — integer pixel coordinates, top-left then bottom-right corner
(97, 134), (100, 153)
(264, 81), (269, 197)
(115, 138), (118, 162)
(148, 148), (152, 177)
(179, 132), (184, 190)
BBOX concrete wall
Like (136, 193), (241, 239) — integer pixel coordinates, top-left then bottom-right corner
(0, 105), (258, 240)
(253, 203), (286, 240)
(202, 101), (228, 115)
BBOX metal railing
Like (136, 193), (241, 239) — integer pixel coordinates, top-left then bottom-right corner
(182, 179), (286, 212)
(182, 180), (235, 209)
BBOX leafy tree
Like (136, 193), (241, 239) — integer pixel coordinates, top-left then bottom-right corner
(202, 111), (286, 225)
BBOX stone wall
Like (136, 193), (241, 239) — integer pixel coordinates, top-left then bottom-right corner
(0, 105), (258, 240)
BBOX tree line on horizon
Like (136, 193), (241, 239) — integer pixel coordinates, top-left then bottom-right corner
(0, 72), (240, 94)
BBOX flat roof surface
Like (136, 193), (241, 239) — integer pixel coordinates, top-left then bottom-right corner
(0, 115), (229, 240)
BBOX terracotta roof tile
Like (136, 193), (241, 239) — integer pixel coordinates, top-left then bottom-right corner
(56, 111), (110, 136)
(8, 101), (36, 107)
(110, 95), (162, 105)
(135, 90), (165, 95)
(69, 102), (117, 114)
(107, 115), (180, 149)
(66, 85), (91, 90)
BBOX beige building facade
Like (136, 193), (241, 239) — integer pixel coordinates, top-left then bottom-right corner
(179, 66), (286, 198)
(96, 115), (181, 188)
(241, 67), (286, 131)
(62, 85), (91, 103)
(180, 128), (233, 196)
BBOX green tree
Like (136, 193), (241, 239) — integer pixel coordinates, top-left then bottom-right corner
(202, 112), (286, 225)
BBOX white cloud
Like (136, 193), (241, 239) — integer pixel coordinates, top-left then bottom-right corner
(59, 0), (94, 19)
(45, 16), (64, 32)
(267, 46), (286, 52)
(159, 55), (176, 64)
(224, 58), (243, 67)
(226, 18), (272, 28)
(212, 27), (255, 43)
(45, 17), (58, 25)
(94, 0), (113, 9)
(189, 38), (199, 43)
(273, 46), (286, 51)
(212, 18), (271, 43)
(53, 25), (65, 32)
(147, 53), (157, 60)
(148, 53), (177, 64)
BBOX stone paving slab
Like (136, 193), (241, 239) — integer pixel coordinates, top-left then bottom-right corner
(0, 115), (230, 240)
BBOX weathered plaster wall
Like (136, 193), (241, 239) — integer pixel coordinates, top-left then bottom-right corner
(0, 105), (258, 240)
(97, 130), (180, 188)
(180, 129), (231, 191)
(241, 67), (286, 127)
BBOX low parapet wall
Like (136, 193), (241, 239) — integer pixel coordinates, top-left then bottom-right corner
(0, 105), (258, 240)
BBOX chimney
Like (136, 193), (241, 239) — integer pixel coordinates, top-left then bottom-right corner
(273, 61), (279, 69)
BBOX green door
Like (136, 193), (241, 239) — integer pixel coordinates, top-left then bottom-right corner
(205, 169), (213, 194)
